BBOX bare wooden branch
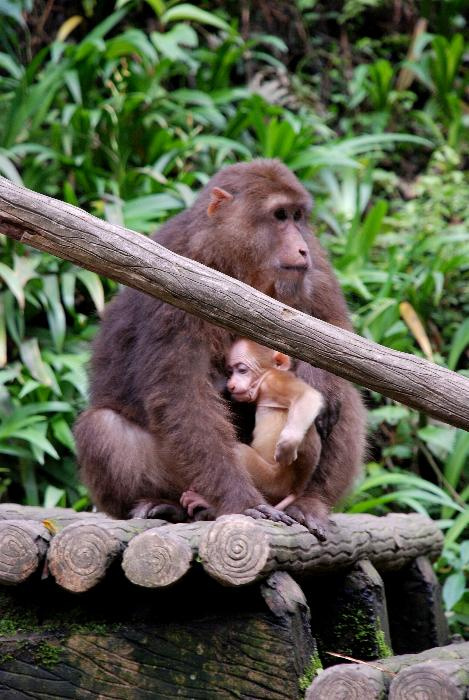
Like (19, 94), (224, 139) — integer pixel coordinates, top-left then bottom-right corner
(306, 643), (469, 699)
(47, 519), (164, 592)
(0, 177), (468, 429)
(0, 520), (51, 584)
(197, 513), (443, 586)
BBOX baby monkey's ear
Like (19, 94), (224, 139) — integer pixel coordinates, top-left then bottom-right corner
(273, 351), (291, 371)
(207, 187), (233, 216)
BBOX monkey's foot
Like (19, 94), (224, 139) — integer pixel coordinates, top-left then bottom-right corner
(244, 503), (296, 526)
(180, 490), (212, 517)
(284, 504), (328, 541)
(129, 500), (186, 523)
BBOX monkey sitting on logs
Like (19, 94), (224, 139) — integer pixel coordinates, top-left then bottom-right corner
(181, 339), (325, 534)
(74, 159), (367, 540)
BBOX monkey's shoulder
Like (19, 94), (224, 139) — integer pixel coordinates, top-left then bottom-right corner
(258, 369), (307, 407)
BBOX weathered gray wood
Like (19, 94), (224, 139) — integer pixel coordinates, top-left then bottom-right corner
(48, 519), (165, 592)
(384, 556), (449, 653)
(0, 503), (110, 528)
(306, 642), (469, 699)
(198, 513), (443, 586)
(0, 176), (468, 429)
(122, 523), (200, 588)
(389, 659), (469, 699)
(0, 570), (316, 699)
(0, 520), (50, 584)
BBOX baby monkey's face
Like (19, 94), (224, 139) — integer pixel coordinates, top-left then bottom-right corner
(226, 343), (260, 402)
(225, 339), (291, 402)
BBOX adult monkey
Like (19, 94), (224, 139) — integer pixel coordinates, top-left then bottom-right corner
(74, 160), (366, 538)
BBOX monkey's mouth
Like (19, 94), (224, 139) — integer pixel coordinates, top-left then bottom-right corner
(280, 264), (309, 272)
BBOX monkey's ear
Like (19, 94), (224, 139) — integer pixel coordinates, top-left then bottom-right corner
(273, 352), (291, 371)
(207, 187), (233, 216)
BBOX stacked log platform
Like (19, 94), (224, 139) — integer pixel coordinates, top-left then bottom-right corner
(0, 503), (457, 699)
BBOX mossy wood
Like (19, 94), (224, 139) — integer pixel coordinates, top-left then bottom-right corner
(0, 177), (468, 429)
(306, 642), (469, 699)
(0, 571), (314, 700)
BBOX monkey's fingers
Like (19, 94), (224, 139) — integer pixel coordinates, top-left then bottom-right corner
(130, 501), (186, 523)
(244, 504), (296, 526)
(285, 504), (327, 541)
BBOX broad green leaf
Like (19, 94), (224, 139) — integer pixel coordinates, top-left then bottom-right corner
(42, 275), (66, 351)
(442, 572), (466, 610)
(0, 261), (25, 308)
(448, 318), (469, 370)
(52, 417), (75, 452)
(161, 4), (230, 31)
(0, 294), (6, 367)
(76, 270), (105, 315)
(43, 485), (67, 508)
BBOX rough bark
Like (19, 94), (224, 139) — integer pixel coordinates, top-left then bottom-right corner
(306, 642), (469, 699)
(48, 519), (165, 593)
(198, 513), (443, 586)
(0, 520), (50, 584)
(0, 177), (468, 429)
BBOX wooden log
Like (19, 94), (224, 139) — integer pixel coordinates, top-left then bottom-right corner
(48, 519), (165, 593)
(384, 556), (449, 653)
(198, 513), (443, 586)
(305, 559), (393, 665)
(305, 664), (387, 700)
(0, 503), (106, 521)
(0, 569), (317, 698)
(1, 176), (468, 430)
(0, 520), (50, 584)
(122, 522), (201, 588)
(389, 659), (469, 699)
(306, 642), (469, 699)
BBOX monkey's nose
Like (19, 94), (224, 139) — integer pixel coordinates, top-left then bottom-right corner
(299, 248), (308, 257)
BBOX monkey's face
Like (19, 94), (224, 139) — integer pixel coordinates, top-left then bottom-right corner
(226, 340), (264, 402)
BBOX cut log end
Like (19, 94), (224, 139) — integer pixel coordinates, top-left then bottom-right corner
(0, 521), (49, 584)
(389, 660), (469, 700)
(122, 529), (193, 588)
(198, 515), (271, 586)
(306, 665), (386, 700)
(48, 522), (122, 593)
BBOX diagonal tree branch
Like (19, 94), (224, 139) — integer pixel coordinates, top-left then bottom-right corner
(0, 176), (468, 431)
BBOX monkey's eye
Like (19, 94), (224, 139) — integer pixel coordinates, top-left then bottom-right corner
(236, 364), (249, 374)
(274, 208), (288, 221)
(293, 209), (302, 221)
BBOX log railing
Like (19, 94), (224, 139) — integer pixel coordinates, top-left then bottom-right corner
(0, 176), (468, 430)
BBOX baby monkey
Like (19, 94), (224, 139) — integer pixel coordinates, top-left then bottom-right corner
(181, 338), (324, 516)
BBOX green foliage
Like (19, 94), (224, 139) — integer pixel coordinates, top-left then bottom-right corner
(0, 0), (467, 635)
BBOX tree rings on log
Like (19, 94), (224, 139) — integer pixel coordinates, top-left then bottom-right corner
(48, 522), (122, 593)
(305, 664), (388, 700)
(0, 520), (50, 584)
(122, 528), (193, 588)
(389, 660), (469, 700)
(199, 514), (272, 586)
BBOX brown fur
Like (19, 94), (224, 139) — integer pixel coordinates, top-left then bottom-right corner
(74, 159), (366, 529)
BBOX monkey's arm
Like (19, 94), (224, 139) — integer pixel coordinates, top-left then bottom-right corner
(274, 382), (324, 466)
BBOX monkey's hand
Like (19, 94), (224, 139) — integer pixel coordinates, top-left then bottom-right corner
(274, 437), (300, 467)
(275, 429), (302, 466)
(284, 504), (328, 542)
(180, 489), (212, 518)
(244, 504), (296, 526)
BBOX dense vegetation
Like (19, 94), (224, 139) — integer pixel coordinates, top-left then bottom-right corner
(0, 1), (467, 634)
